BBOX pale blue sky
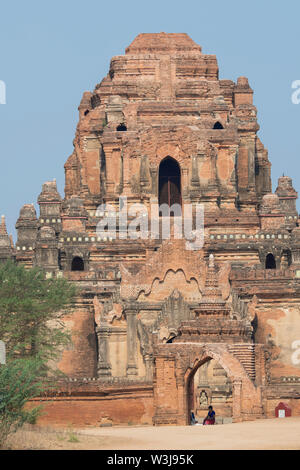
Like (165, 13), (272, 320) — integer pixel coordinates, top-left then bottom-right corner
(0, 0), (299, 239)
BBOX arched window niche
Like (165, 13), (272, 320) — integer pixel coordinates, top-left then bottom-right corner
(265, 253), (276, 270)
(281, 249), (292, 268)
(213, 121), (224, 129)
(71, 256), (85, 271)
(158, 157), (182, 212)
(116, 123), (127, 131)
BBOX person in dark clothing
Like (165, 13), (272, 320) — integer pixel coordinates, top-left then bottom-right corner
(203, 406), (215, 425)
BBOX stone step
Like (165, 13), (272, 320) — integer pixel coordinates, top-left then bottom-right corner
(228, 344), (256, 381)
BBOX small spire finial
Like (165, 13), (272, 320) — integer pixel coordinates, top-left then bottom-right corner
(0, 215), (8, 236)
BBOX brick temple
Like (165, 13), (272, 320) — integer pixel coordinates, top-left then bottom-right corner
(1, 33), (300, 426)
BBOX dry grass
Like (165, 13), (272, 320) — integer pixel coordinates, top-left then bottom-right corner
(3, 424), (112, 450)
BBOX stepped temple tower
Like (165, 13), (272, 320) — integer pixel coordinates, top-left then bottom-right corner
(3, 33), (300, 425)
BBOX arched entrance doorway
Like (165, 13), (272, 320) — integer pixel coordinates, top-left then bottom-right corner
(158, 157), (181, 209)
(153, 343), (265, 425)
(187, 358), (233, 424)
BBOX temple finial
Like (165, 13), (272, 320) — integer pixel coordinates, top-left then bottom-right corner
(0, 215), (8, 235)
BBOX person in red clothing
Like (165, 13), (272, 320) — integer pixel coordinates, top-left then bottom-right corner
(203, 406), (215, 425)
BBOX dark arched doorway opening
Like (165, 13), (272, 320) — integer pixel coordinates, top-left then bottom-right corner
(187, 358), (233, 425)
(117, 123), (127, 131)
(265, 253), (276, 270)
(213, 121), (224, 129)
(158, 157), (181, 210)
(71, 256), (84, 271)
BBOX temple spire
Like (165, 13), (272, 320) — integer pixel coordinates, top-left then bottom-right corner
(204, 253), (221, 297)
(0, 214), (13, 262)
(0, 215), (8, 236)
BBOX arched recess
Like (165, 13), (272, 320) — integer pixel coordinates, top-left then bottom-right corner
(187, 358), (232, 423)
(116, 123), (127, 131)
(281, 249), (292, 268)
(265, 253), (276, 269)
(213, 121), (224, 129)
(181, 346), (262, 424)
(158, 157), (181, 210)
(153, 344), (265, 426)
(71, 256), (85, 271)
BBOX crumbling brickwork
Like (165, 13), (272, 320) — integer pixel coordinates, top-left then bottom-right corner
(2, 33), (300, 426)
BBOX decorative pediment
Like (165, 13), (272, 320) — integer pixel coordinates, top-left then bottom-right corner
(120, 238), (206, 301)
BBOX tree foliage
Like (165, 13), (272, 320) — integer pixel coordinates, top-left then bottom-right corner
(0, 261), (76, 447)
(0, 261), (76, 361)
(0, 358), (44, 446)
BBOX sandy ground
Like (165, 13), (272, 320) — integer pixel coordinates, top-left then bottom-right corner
(4, 417), (300, 450)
